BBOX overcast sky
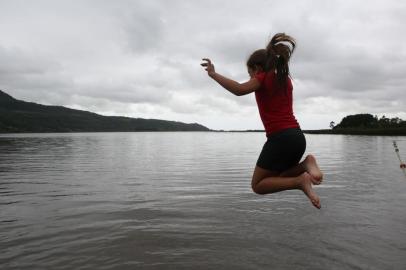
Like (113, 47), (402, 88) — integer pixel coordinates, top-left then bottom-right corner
(1, 0), (405, 130)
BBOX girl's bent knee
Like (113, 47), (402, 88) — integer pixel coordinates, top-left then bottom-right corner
(251, 185), (266, 195)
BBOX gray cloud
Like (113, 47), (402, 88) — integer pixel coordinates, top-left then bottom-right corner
(117, 2), (166, 53)
(0, 0), (405, 130)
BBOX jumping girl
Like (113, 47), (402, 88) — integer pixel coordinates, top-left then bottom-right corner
(201, 33), (323, 209)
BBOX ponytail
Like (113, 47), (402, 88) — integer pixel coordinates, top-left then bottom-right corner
(265, 33), (296, 83)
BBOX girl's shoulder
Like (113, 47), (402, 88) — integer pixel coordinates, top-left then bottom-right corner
(256, 69), (276, 80)
(254, 72), (266, 83)
(255, 70), (277, 82)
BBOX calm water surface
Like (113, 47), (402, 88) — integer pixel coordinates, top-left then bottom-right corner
(1, 132), (406, 269)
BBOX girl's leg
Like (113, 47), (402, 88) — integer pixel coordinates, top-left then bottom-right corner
(279, 154), (323, 184)
(251, 166), (321, 209)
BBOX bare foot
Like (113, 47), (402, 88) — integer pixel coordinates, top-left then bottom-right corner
(299, 172), (321, 209)
(303, 155), (323, 185)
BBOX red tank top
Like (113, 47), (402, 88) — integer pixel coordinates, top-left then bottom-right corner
(254, 71), (299, 136)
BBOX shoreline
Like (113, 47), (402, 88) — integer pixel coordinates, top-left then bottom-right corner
(303, 128), (406, 136)
(1, 128), (406, 136)
(216, 128), (406, 136)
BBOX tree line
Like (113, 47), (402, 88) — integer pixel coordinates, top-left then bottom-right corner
(332, 114), (406, 129)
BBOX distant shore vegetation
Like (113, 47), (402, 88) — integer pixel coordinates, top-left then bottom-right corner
(1, 89), (405, 135)
(0, 90), (211, 133)
(305, 114), (406, 135)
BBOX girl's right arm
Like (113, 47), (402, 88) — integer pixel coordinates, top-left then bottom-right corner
(201, 58), (260, 96)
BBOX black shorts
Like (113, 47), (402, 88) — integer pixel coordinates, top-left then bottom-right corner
(256, 128), (306, 173)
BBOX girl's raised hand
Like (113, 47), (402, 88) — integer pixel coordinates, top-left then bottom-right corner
(201, 58), (215, 77)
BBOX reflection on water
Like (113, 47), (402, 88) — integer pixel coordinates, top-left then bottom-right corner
(1, 132), (406, 269)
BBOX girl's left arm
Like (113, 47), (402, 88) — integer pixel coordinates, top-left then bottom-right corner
(201, 58), (260, 96)
(209, 73), (260, 96)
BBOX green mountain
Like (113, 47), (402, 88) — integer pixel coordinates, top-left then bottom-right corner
(0, 90), (211, 133)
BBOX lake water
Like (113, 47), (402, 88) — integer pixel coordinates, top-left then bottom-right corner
(1, 132), (406, 270)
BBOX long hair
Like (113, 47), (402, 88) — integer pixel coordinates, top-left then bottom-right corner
(265, 33), (296, 83)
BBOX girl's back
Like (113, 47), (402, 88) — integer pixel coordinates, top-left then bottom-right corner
(254, 71), (299, 136)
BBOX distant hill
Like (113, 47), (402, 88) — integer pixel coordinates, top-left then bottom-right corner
(0, 90), (211, 133)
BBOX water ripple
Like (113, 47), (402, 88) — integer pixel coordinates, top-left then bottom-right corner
(1, 133), (406, 269)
